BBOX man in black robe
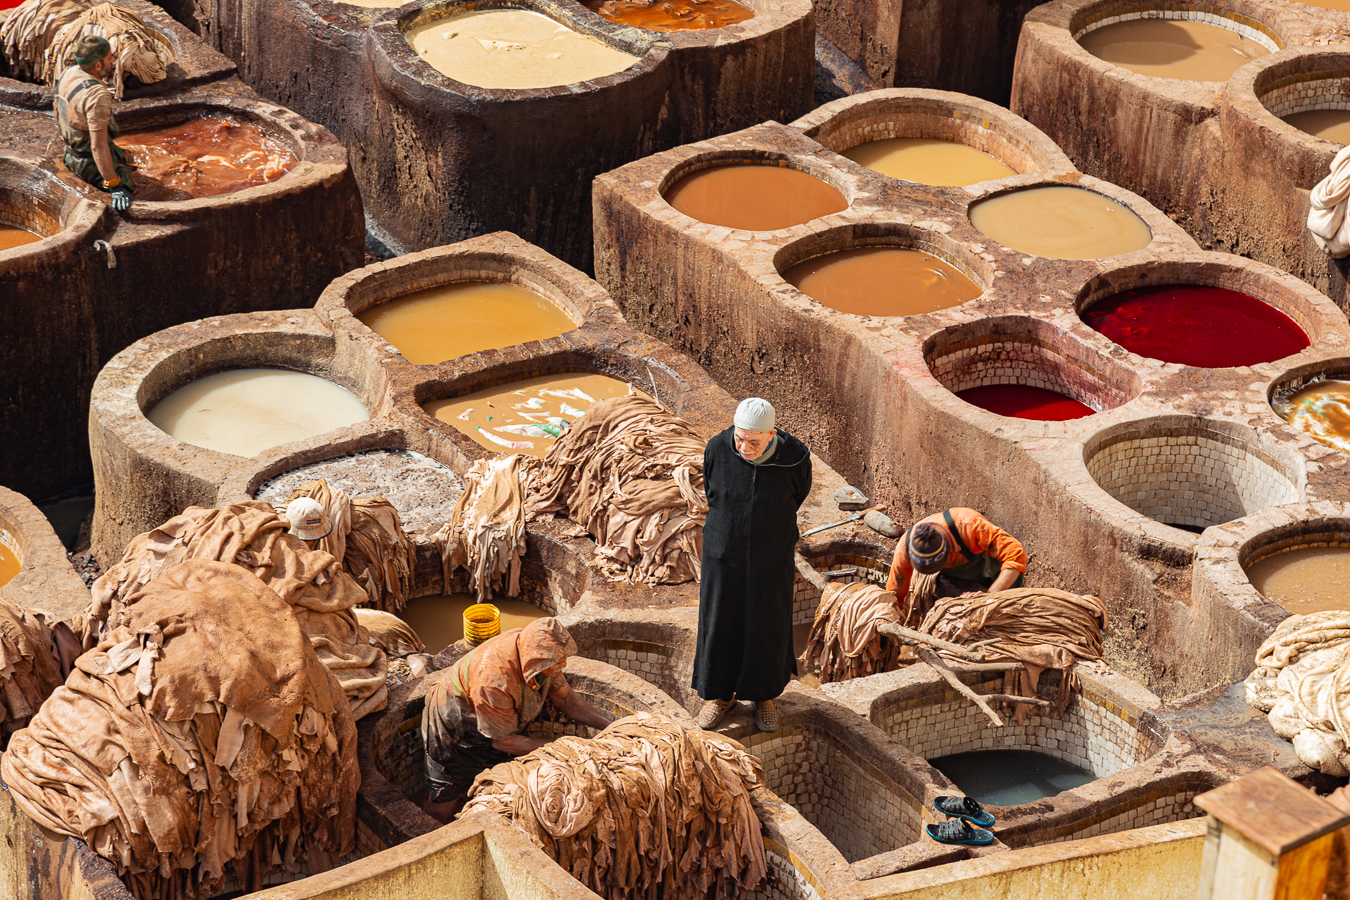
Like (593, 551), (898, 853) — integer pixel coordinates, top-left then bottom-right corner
(692, 398), (812, 733)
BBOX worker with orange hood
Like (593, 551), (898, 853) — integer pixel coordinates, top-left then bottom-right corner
(421, 617), (613, 822)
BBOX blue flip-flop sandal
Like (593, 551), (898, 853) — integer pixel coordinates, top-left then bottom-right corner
(926, 818), (995, 846)
(933, 795), (996, 827)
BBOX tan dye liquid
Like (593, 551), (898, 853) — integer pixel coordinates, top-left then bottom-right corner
(842, 138), (1016, 186)
(1247, 547), (1350, 614)
(0, 539), (20, 587)
(1281, 379), (1350, 454)
(1077, 18), (1270, 82)
(149, 369), (370, 458)
(401, 593), (547, 654)
(406, 9), (639, 89)
(0, 223), (41, 252)
(664, 164), (848, 230)
(586, 0), (753, 32)
(1289, 0), (1350, 10)
(783, 247), (982, 317)
(969, 186), (1153, 260)
(424, 372), (644, 457)
(1283, 109), (1350, 145)
(359, 282), (577, 364)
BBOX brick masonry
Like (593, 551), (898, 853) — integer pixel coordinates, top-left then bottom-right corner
(1071, 5), (1282, 50)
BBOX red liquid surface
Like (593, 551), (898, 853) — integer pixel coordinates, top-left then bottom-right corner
(957, 384), (1095, 421)
(1082, 285), (1308, 367)
(0, 0), (25, 8)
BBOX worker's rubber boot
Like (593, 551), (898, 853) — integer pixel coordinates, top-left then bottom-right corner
(695, 698), (735, 729)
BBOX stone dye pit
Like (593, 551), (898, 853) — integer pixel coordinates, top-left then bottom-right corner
(843, 138), (1017, 186)
(968, 185), (1154, 260)
(1074, 14), (1274, 82)
(1274, 377), (1350, 454)
(781, 246), (984, 317)
(117, 112), (299, 201)
(585, 0), (754, 32)
(665, 161), (851, 231)
(173, 0), (813, 268)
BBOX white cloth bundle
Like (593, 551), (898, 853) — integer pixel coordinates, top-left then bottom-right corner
(1308, 144), (1350, 258)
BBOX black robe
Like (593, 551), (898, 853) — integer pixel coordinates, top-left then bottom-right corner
(692, 427), (812, 702)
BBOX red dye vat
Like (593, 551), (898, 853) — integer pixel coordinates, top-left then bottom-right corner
(1081, 285), (1309, 367)
(957, 384), (1096, 421)
(0, 0), (25, 8)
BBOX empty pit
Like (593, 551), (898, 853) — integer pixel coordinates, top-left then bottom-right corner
(793, 88), (1074, 186)
(1083, 418), (1301, 536)
(925, 316), (1140, 422)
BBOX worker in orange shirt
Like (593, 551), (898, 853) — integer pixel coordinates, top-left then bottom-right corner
(885, 508), (1028, 625)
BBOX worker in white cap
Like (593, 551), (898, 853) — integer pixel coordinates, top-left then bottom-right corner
(691, 397), (812, 733)
(285, 496), (332, 547)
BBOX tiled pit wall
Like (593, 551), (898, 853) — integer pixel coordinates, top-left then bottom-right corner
(1070, 6), (1282, 50)
(751, 842), (824, 900)
(1012, 781), (1204, 848)
(585, 638), (695, 709)
(1242, 531), (1350, 569)
(0, 193), (61, 239)
(927, 334), (1135, 412)
(875, 673), (1166, 776)
(792, 552), (889, 626)
(1085, 428), (1299, 531)
(741, 725), (924, 863)
(1260, 70), (1350, 118)
(806, 111), (1043, 174)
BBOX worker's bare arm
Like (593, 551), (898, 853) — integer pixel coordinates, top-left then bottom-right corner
(90, 127), (118, 186)
(550, 682), (615, 730)
(959, 567), (1022, 598)
(492, 733), (550, 755)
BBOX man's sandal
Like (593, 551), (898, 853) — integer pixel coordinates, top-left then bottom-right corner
(695, 698), (735, 729)
(925, 818), (995, 846)
(754, 699), (780, 733)
(933, 795), (995, 827)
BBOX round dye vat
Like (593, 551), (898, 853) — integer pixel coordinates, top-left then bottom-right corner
(842, 138), (1015, 187)
(969, 186), (1151, 260)
(359, 282), (576, 364)
(1247, 547), (1350, 614)
(665, 164), (847, 230)
(1275, 379), (1350, 455)
(406, 9), (640, 90)
(1289, 0), (1350, 9)
(930, 749), (1095, 806)
(585, 0), (753, 32)
(0, 539), (20, 587)
(0, 223), (41, 252)
(1283, 110), (1350, 145)
(148, 369), (370, 458)
(1082, 285), (1308, 367)
(424, 372), (643, 457)
(1077, 18), (1271, 82)
(401, 593), (547, 654)
(120, 116), (299, 202)
(782, 247), (982, 317)
(957, 385), (1095, 421)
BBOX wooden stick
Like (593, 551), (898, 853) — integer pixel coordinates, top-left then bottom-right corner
(944, 661), (1024, 674)
(917, 648), (1004, 727)
(794, 552), (829, 592)
(982, 694), (1051, 708)
(877, 623), (985, 662)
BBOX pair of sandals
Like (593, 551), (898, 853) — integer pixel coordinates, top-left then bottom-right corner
(925, 796), (997, 845)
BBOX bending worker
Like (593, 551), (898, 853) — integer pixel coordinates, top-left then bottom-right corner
(886, 508), (1028, 624)
(54, 36), (134, 212)
(420, 617), (613, 823)
(692, 397), (812, 734)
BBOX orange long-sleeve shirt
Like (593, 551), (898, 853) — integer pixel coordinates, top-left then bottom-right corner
(885, 508), (1028, 598)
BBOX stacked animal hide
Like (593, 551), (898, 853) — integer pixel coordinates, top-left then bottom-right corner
(921, 588), (1109, 719)
(437, 396), (707, 599)
(801, 582), (902, 683)
(88, 502), (387, 719)
(1, 561), (358, 900)
(282, 479), (416, 613)
(0, 0), (175, 97)
(461, 713), (767, 900)
(0, 596), (82, 746)
(1246, 611), (1350, 776)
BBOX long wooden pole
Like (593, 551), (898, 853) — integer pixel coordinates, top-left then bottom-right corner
(917, 648), (1005, 727)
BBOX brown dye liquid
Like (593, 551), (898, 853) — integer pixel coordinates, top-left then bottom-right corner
(842, 138), (1015, 187)
(120, 116), (299, 202)
(358, 282), (577, 364)
(1283, 110), (1350, 145)
(1279, 379), (1350, 455)
(0, 539), (19, 587)
(400, 593), (547, 654)
(664, 164), (848, 230)
(424, 372), (645, 457)
(0, 223), (41, 251)
(1247, 547), (1350, 614)
(783, 247), (982, 317)
(1077, 18), (1270, 82)
(969, 186), (1152, 260)
(1291, 0), (1350, 9)
(585, 0), (753, 32)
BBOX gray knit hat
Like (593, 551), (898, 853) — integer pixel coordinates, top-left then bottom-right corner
(734, 397), (775, 432)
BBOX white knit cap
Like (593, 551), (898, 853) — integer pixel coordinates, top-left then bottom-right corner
(285, 497), (331, 542)
(734, 397), (776, 432)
